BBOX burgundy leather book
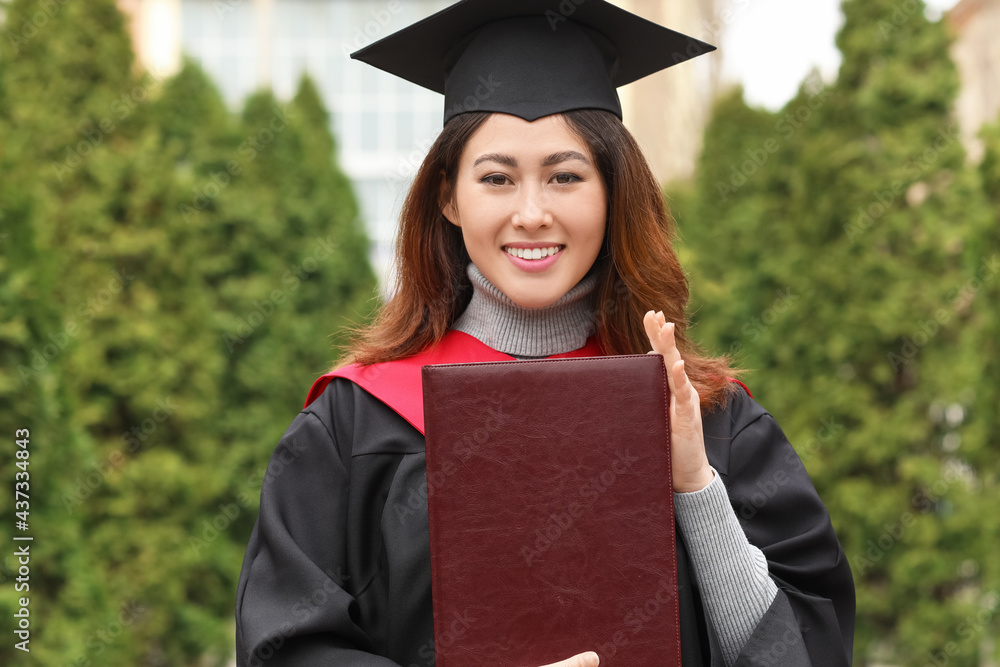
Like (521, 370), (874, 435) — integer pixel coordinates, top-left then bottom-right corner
(422, 354), (679, 667)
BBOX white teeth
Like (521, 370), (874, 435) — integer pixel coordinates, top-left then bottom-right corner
(504, 246), (561, 260)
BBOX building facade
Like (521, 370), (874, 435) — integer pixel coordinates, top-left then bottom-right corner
(617, 0), (721, 184)
(948, 0), (1000, 162)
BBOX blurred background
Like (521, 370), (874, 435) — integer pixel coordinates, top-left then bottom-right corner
(0, 0), (997, 664)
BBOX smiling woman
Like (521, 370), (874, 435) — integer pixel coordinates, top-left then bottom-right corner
(441, 114), (607, 309)
(234, 1), (856, 666)
(346, 107), (736, 407)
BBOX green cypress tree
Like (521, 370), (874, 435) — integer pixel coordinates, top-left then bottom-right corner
(219, 80), (374, 419)
(0, 0), (161, 662)
(674, 1), (999, 663)
(2, 1), (376, 662)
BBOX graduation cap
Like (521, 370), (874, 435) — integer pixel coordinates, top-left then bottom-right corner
(351, 0), (716, 125)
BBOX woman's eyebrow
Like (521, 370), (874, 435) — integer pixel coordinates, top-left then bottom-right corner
(473, 153), (517, 168)
(541, 150), (590, 167)
(472, 151), (592, 169)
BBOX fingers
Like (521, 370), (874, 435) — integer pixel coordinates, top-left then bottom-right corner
(644, 311), (700, 412)
(643, 310), (660, 349)
(538, 652), (600, 667)
(659, 322), (682, 370)
(644, 311), (683, 390)
(643, 312), (709, 492)
(643, 310), (677, 357)
(671, 359), (700, 418)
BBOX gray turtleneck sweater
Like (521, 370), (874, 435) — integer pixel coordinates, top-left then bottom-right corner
(453, 263), (778, 666)
(453, 263), (599, 359)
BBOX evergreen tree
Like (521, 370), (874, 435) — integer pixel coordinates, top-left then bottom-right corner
(674, 1), (999, 663)
(1, 0), (161, 662)
(1, 1), (376, 662)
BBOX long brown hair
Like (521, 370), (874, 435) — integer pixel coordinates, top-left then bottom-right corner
(342, 110), (740, 410)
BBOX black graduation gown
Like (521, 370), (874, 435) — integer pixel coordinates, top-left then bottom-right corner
(235, 357), (855, 666)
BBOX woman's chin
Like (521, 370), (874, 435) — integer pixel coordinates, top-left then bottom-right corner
(504, 289), (562, 310)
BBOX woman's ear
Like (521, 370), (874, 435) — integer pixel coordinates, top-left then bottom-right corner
(439, 176), (460, 227)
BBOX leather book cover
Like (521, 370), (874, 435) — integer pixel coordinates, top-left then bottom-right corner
(422, 354), (679, 667)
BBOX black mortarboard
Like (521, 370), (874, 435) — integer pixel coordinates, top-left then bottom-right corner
(351, 0), (716, 125)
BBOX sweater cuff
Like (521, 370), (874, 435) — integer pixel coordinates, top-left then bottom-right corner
(674, 468), (779, 667)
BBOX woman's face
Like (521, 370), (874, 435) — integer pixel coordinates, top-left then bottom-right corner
(442, 113), (607, 309)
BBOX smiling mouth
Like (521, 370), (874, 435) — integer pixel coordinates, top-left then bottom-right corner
(502, 245), (564, 260)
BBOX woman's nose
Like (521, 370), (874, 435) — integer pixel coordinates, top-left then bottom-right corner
(512, 187), (552, 230)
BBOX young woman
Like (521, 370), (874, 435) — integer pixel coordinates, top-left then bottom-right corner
(235, 2), (855, 666)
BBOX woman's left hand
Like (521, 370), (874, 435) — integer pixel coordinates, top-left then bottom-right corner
(643, 310), (714, 493)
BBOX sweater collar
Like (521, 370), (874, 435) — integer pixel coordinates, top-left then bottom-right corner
(451, 262), (598, 358)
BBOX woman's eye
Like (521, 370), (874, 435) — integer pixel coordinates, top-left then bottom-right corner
(553, 173), (581, 184)
(482, 174), (509, 186)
